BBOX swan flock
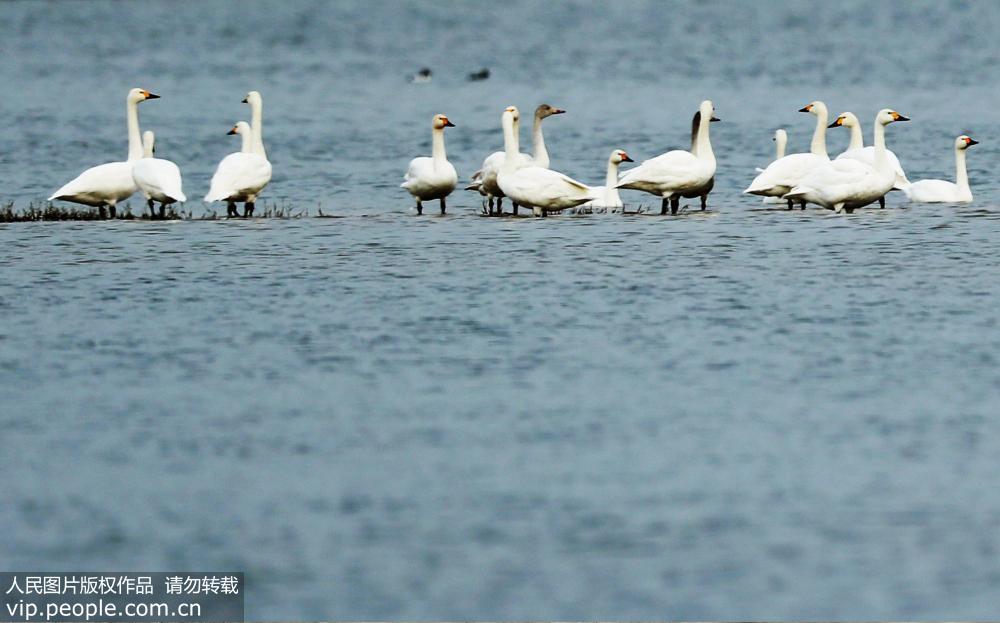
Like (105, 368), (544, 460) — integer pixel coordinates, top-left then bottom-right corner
(47, 89), (979, 219)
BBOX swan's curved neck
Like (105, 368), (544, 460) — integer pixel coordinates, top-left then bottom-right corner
(810, 108), (829, 158)
(501, 115), (520, 172)
(142, 137), (153, 158)
(431, 126), (447, 163)
(250, 99), (266, 159)
(848, 124), (864, 151)
(775, 134), (786, 159)
(240, 131), (253, 154)
(955, 147), (969, 190)
(126, 98), (142, 161)
(532, 115), (549, 168)
(604, 159), (621, 206)
(690, 113), (700, 156)
(872, 119), (888, 171)
(695, 111), (714, 163)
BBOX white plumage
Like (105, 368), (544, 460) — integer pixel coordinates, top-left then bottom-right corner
(903, 135), (977, 203)
(745, 101), (831, 207)
(401, 113), (458, 215)
(132, 131), (186, 217)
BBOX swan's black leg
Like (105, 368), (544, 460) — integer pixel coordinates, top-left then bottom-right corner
(243, 201), (254, 217)
(440, 197), (446, 215)
(99, 205), (108, 220)
(416, 200), (423, 216)
(671, 197), (680, 215)
(879, 196), (886, 209)
(108, 205), (117, 219)
(147, 198), (155, 218)
(487, 196), (494, 215)
(786, 199), (793, 210)
(159, 203), (166, 219)
(799, 201), (806, 210)
(701, 194), (708, 210)
(226, 201), (237, 217)
(661, 197), (669, 215)
(512, 201), (518, 216)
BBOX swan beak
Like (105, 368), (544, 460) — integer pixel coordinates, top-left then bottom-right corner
(710, 116), (720, 122)
(552, 108), (566, 115)
(967, 138), (979, 146)
(894, 113), (910, 122)
(622, 154), (634, 163)
(827, 117), (843, 128)
(798, 105), (813, 113)
(241, 97), (249, 103)
(227, 127), (238, 135)
(144, 91), (160, 100)
(444, 119), (456, 127)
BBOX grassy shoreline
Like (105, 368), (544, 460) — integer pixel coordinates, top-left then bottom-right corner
(0, 201), (310, 222)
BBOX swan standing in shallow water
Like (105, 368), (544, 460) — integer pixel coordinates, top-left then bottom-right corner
(681, 110), (720, 209)
(745, 101), (830, 209)
(132, 131), (186, 218)
(205, 121), (272, 217)
(903, 135), (977, 203)
(616, 100), (718, 215)
(785, 109), (909, 213)
(468, 104), (565, 215)
(49, 88), (159, 219)
(580, 149), (634, 211)
(830, 111), (910, 202)
(496, 106), (595, 217)
(761, 129), (788, 204)
(401, 114), (458, 215)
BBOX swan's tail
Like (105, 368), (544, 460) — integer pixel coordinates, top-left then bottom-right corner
(465, 181), (482, 192)
(782, 186), (814, 202)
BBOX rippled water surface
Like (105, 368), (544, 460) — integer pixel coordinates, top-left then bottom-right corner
(3, 0), (1000, 619)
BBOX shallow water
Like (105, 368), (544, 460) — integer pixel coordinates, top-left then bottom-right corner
(3, 0), (1000, 619)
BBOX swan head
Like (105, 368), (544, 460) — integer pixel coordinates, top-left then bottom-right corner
(227, 121), (252, 136)
(827, 112), (860, 129)
(502, 105), (520, 124)
(798, 101), (827, 117)
(774, 129), (787, 142)
(698, 100), (718, 121)
(610, 149), (633, 164)
(128, 88), (159, 104)
(957, 135), (979, 150)
(877, 109), (910, 125)
(432, 114), (455, 130)
(535, 104), (566, 119)
(242, 91), (263, 106)
(141, 130), (155, 157)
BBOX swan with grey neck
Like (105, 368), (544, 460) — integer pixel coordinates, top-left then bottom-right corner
(132, 130), (186, 219)
(496, 106), (596, 216)
(903, 135), (977, 203)
(681, 110), (720, 209)
(49, 88), (159, 219)
(468, 104), (565, 215)
(784, 109), (909, 213)
(616, 100), (719, 215)
(402, 114), (458, 215)
(744, 101), (830, 209)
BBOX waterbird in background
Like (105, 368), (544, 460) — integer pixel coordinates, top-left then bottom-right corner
(205, 121), (272, 218)
(784, 109), (909, 213)
(468, 68), (490, 81)
(132, 130), (186, 218)
(411, 68), (433, 83)
(49, 88), (159, 219)
(496, 106), (596, 217)
(402, 114), (458, 215)
(903, 136), (977, 203)
(760, 129), (788, 204)
(744, 101), (831, 209)
(616, 100), (719, 215)
(468, 104), (566, 215)
(829, 111), (910, 207)
(580, 149), (634, 211)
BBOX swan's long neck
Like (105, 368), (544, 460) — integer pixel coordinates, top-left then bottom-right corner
(126, 97), (142, 162)
(810, 107), (829, 158)
(250, 99), (266, 159)
(955, 147), (969, 191)
(690, 113), (700, 156)
(532, 115), (549, 168)
(240, 131), (252, 154)
(501, 115), (518, 173)
(872, 119), (888, 172)
(775, 133), (786, 159)
(431, 125), (447, 164)
(695, 111), (714, 163)
(848, 124), (864, 151)
(604, 158), (621, 206)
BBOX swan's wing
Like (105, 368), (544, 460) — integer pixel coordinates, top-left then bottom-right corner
(133, 158), (186, 202)
(793, 159), (880, 199)
(402, 156), (433, 187)
(502, 167), (593, 206)
(903, 179), (957, 202)
(206, 153), (271, 201)
(618, 150), (705, 191)
(745, 153), (827, 193)
(50, 162), (136, 203)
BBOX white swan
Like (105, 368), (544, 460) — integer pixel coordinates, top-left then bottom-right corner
(49, 88), (159, 218)
(903, 135), (977, 203)
(830, 111), (910, 194)
(784, 109), (909, 213)
(580, 149), (634, 211)
(616, 100), (718, 215)
(467, 104), (564, 215)
(745, 101), (831, 209)
(761, 129), (788, 204)
(496, 106), (595, 217)
(204, 121), (272, 217)
(401, 113), (458, 215)
(681, 110), (720, 209)
(132, 130), (186, 218)
(242, 91), (267, 159)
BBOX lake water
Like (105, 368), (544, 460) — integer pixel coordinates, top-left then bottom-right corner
(2, 0), (1000, 619)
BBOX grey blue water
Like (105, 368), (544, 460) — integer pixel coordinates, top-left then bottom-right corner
(3, 0), (1000, 619)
